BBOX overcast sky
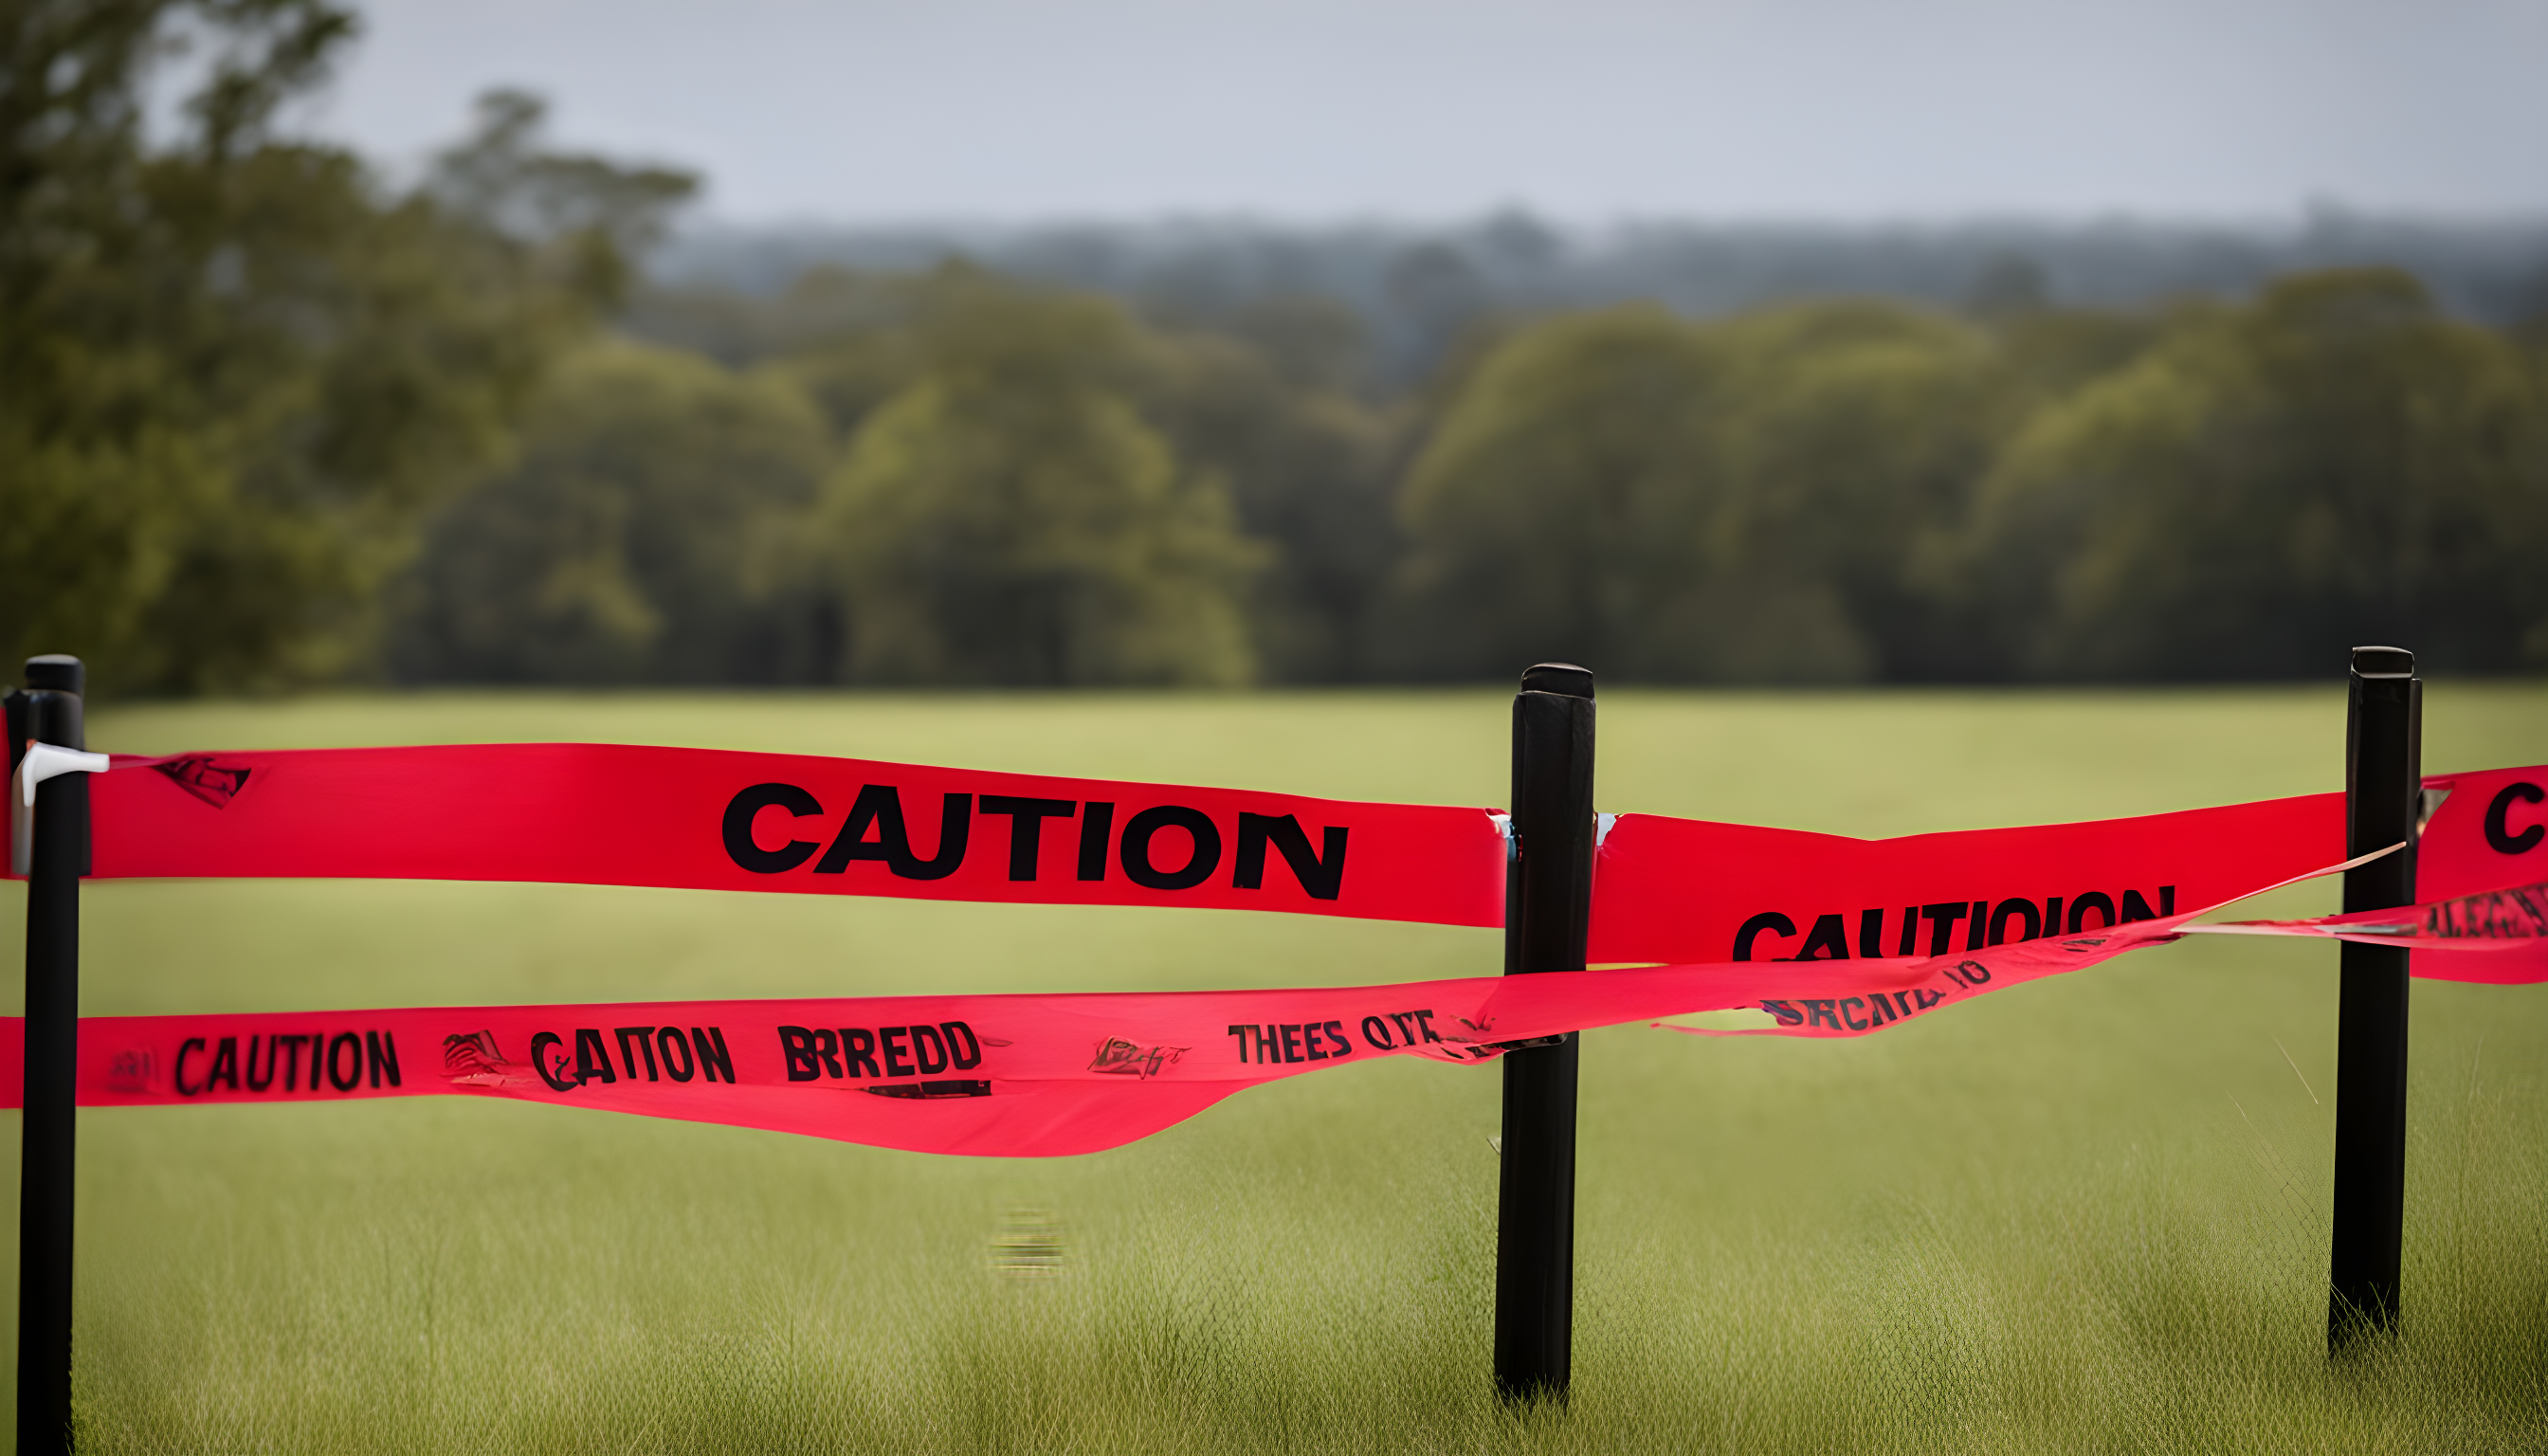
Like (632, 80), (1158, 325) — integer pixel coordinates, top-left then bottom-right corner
(315, 0), (2548, 224)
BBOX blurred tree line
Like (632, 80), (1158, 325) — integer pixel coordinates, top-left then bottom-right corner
(7, 5), (2546, 694)
(661, 212), (2548, 392)
(0, 0), (689, 692)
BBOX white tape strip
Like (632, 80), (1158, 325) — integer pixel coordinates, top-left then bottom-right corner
(10, 743), (109, 877)
(18, 743), (108, 807)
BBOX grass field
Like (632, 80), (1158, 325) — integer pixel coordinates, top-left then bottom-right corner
(7, 683), (2548, 1452)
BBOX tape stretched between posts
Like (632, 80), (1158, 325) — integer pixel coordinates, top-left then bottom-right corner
(1590, 765), (2548, 967)
(1664, 866), (2548, 1044)
(0, 963), (1853, 1156)
(66, 745), (2548, 949)
(1641, 778), (2548, 1044)
(84, 743), (1508, 927)
(0, 954), (2161, 1156)
(4, 865), (2535, 1156)
(2182, 880), (2548, 985)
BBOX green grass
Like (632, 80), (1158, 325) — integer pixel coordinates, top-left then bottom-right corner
(9, 682), (2548, 1452)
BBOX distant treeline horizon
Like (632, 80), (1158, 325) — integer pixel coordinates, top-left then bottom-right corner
(653, 212), (2548, 389)
(519, 257), (2539, 690)
(5, 7), (2543, 697)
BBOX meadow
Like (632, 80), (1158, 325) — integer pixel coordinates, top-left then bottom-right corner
(5, 683), (2546, 1452)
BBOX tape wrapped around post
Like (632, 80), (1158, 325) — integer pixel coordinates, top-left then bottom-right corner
(9, 743), (108, 878)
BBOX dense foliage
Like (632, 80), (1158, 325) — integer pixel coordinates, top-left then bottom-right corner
(5, 7), (2544, 691)
(1385, 276), (2548, 682)
(573, 266), (2547, 686)
(0, 2), (690, 692)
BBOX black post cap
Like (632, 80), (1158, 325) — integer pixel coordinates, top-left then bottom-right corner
(23, 655), (83, 695)
(1520, 663), (1594, 700)
(2350, 646), (2415, 680)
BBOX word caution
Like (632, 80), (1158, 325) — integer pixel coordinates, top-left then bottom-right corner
(724, 783), (1348, 899)
(171, 1029), (401, 1098)
(1734, 889), (2177, 961)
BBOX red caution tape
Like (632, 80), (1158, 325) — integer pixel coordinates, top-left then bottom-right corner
(1673, 862), (2548, 1044)
(1589, 762), (2548, 969)
(83, 745), (1507, 928)
(70, 745), (2548, 948)
(1652, 849), (2368, 1040)
(15, 744), (2542, 1156)
(2414, 765), (2548, 902)
(6, 850), (2539, 1154)
(2184, 881), (2548, 985)
(1587, 793), (2348, 967)
(2155, 764), (2548, 986)
(0, 961), (1866, 1156)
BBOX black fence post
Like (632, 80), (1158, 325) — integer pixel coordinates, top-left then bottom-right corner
(2329, 645), (2418, 1351)
(17, 653), (88, 1456)
(1494, 663), (1596, 1402)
